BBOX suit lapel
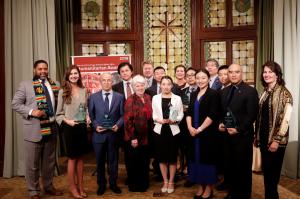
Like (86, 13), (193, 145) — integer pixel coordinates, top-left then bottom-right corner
(109, 92), (117, 114)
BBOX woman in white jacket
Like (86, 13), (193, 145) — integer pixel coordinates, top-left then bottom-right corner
(152, 76), (184, 194)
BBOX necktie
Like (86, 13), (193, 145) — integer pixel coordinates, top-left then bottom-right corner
(226, 85), (236, 107)
(126, 82), (132, 98)
(104, 93), (110, 114)
(147, 79), (151, 88)
(41, 79), (54, 117)
(158, 85), (161, 94)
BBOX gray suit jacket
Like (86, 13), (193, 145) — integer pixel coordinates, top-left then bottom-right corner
(12, 80), (59, 142)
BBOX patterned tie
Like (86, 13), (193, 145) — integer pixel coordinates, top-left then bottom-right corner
(126, 82), (132, 98)
(41, 79), (54, 117)
(104, 93), (110, 114)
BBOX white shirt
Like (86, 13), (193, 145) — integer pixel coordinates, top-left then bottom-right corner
(102, 90), (113, 110)
(122, 79), (134, 99)
(209, 75), (218, 88)
(145, 76), (154, 88)
(29, 79), (55, 122)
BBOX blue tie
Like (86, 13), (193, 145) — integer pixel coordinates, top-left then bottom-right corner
(41, 79), (54, 117)
(104, 93), (110, 115)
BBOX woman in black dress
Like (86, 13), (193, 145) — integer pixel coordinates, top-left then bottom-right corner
(186, 69), (219, 199)
(152, 76), (184, 194)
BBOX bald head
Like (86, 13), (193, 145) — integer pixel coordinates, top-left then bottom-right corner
(101, 73), (113, 91)
(228, 64), (243, 84)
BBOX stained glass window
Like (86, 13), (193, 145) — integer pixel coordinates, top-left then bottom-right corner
(109, 0), (131, 30)
(109, 43), (131, 55)
(232, 40), (255, 84)
(203, 0), (226, 28)
(204, 41), (227, 65)
(144, 0), (191, 77)
(81, 0), (104, 30)
(232, 0), (254, 26)
(82, 44), (104, 56)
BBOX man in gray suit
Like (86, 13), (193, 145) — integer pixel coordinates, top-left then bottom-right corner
(12, 60), (63, 199)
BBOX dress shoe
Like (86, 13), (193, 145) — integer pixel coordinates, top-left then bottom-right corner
(161, 182), (168, 193)
(201, 191), (214, 199)
(110, 185), (122, 194)
(167, 182), (174, 193)
(31, 195), (40, 199)
(97, 186), (106, 195)
(44, 187), (63, 196)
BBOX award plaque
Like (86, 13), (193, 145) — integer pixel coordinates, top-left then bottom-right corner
(101, 114), (114, 129)
(74, 103), (86, 123)
(224, 108), (237, 128)
(169, 106), (178, 121)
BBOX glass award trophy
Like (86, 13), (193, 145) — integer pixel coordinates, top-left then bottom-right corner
(101, 114), (114, 129)
(224, 107), (237, 128)
(169, 106), (178, 121)
(74, 103), (86, 123)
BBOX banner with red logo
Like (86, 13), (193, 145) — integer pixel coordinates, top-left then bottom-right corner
(72, 55), (131, 94)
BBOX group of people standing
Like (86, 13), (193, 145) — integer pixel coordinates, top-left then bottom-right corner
(12, 58), (293, 199)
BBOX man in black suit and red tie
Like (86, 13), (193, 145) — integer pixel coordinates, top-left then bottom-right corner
(112, 62), (134, 185)
(112, 62), (134, 99)
(219, 64), (259, 199)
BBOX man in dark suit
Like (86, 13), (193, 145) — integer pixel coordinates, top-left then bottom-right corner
(206, 58), (222, 90)
(142, 60), (155, 88)
(219, 64), (259, 199)
(11, 60), (63, 199)
(112, 62), (134, 99)
(146, 66), (165, 98)
(89, 73), (124, 195)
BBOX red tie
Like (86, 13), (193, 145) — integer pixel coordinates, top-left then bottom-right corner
(126, 82), (132, 98)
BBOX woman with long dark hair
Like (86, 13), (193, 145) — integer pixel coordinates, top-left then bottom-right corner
(56, 65), (89, 198)
(255, 61), (293, 199)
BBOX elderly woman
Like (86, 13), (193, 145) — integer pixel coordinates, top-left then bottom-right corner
(152, 76), (184, 194)
(124, 75), (152, 192)
(255, 61), (293, 199)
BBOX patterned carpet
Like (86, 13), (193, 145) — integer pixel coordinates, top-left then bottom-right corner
(0, 152), (299, 199)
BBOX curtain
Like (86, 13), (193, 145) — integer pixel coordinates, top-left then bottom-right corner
(54, 0), (74, 82)
(3, 0), (56, 177)
(274, 0), (300, 178)
(256, 0), (273, 93)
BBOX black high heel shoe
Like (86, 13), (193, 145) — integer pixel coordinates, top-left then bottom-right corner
(194, 195), (202, 199)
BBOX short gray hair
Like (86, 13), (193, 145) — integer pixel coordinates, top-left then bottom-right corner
(132, 75), (146, 91)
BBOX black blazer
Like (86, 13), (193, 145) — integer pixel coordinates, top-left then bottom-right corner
(112, 81), (125, 96)
(220, 81), (259, 136)
(186, 87), (220, 164)
(145, 80), (158, 98)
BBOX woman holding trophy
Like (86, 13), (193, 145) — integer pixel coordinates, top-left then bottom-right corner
(152, 76), (184, 194)
(186, 69), (219, 199)
(56, 65), (89, 198)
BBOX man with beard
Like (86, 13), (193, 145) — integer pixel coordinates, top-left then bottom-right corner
(12, 60), (63, 199)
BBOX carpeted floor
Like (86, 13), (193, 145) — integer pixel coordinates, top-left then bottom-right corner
(0, 152), (299, 199)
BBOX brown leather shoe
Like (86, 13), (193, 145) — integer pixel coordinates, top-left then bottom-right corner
(45, 187), (63, 196)
(30, 195), (40, 199)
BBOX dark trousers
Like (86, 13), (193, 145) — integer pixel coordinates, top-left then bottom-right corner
(126, 143), (150, 191)
(224, 134), (253, 199)
(93, 135), (119, 187)
(261, 145), (286, 199)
